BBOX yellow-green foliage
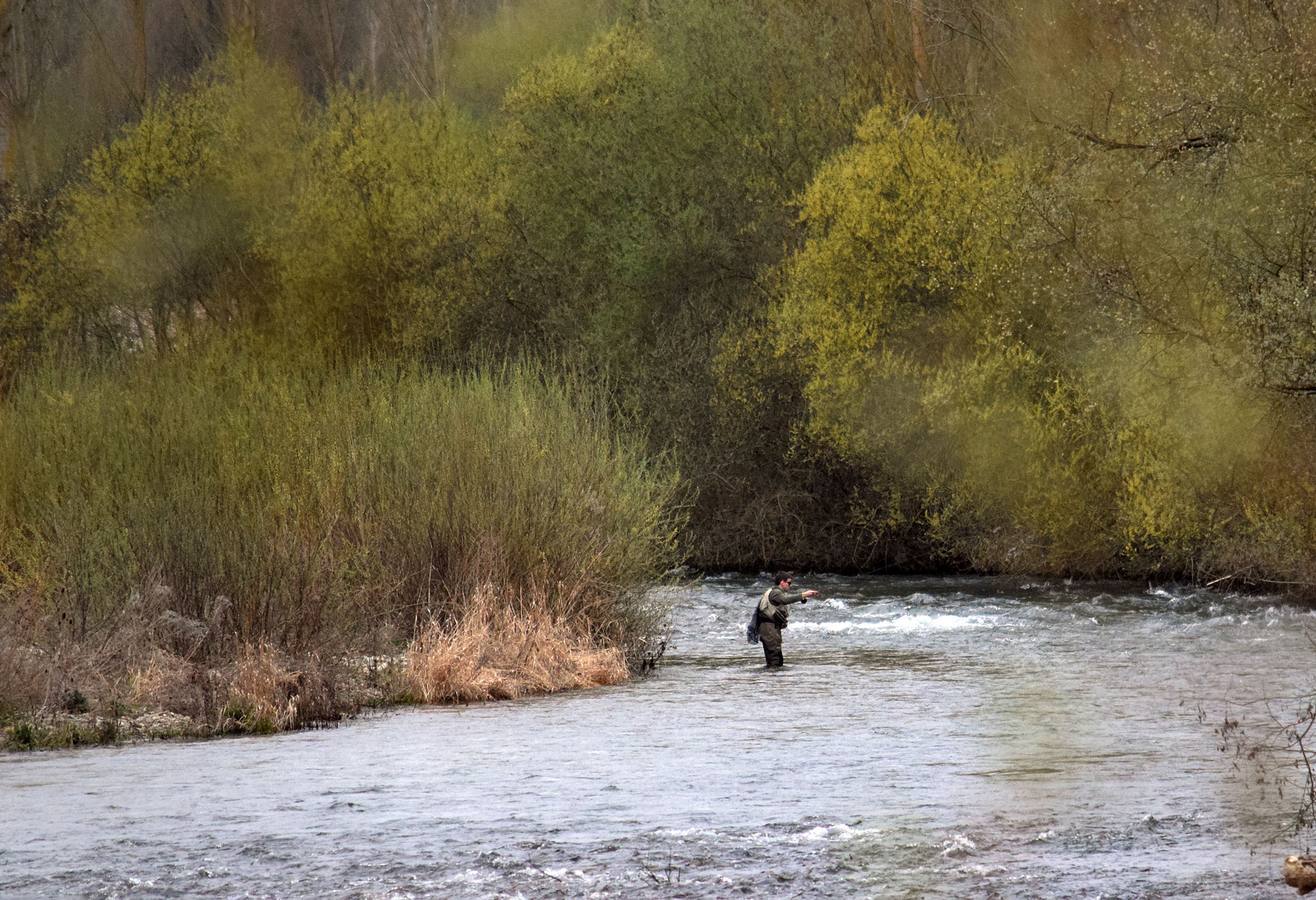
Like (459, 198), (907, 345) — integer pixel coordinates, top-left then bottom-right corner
(912, 337), (1125, 572)
(768, 86), (1316, 578)
(273, 93), (491, 356)
(494, 2), (871, 369)
(1006, 0), (1316, 388)
(29, 44), (302, 353)
(495, 24), (677, 365)
(448, 0), (617, 113)
(0, 191), (54, 388)
(776, 102), (1011, 460)
(7, 0), (1316, 588)
(0, 348), (681, 656)
(487, 3), (887, 570)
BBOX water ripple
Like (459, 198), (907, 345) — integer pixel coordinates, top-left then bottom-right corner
(0, 575), (1305, 898)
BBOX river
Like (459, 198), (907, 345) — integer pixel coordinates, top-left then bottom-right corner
(2, 575), (1312, 897)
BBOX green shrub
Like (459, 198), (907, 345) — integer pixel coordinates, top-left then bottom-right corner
(19, 44), (302, 360)
(0, 348), (682, 666)
(272, 93), (492, 357)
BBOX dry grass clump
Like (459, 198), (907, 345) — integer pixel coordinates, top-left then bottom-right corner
(403, 585), (629, 704)
(124, 650), (205, 716)
(0, 634), (47, 718)
(219, 644), (341, 734)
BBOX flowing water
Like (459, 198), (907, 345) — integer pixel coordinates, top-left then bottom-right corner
(2, 575), (1314, 898)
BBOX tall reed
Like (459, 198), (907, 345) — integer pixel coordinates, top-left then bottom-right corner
(0, 348), (681, 716)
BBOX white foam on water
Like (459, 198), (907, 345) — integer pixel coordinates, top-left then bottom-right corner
(796, 613), (1004, 635)
(541, 868), (591, 881)
(450, 869), (501, 886)
(656, 823), (881, 847)
(793, 823), (882, 843)
(653, 826), (720, 839)
(1174, 607), (1308, 631)
(940, 832), (978, 858)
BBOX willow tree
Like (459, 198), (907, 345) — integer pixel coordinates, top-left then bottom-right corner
(490, 0), (883, 565)
(992, 0), (1316, 580)
(272, 91), (492, 357)
(18, 44), (302, 357)
(776, 104), (1008, 451)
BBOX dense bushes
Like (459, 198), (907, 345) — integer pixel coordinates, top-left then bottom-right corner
(5, 0), (1316, 597)
(274, 93), (492, 356)
(0, 351), (680, 725)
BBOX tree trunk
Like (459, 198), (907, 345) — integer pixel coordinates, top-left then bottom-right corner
(910, 0), (930, 101)
(317, 0), (340, 87)
(128, 0), (148, 105)
(0, 117), (11, 185)
(222, 0), (258, 43)
(881, 0), (899, 66)
(366, 4), (378, 93)
(0, 0), (30, 187)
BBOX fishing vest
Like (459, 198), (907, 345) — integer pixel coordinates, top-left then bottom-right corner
(757, 588), (786, 628)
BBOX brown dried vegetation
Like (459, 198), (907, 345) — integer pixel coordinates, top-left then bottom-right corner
(404, 584), (629, 704)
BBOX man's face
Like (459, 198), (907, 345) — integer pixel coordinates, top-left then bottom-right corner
(779, 578), (791, 589)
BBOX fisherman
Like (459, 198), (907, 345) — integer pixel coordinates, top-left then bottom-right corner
(753, 572), (819, 669)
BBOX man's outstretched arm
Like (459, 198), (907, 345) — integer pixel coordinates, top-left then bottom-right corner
(771, 588), (820, 605)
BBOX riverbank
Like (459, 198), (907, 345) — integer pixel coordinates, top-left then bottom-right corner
(0, 358), (681, 751)
(0, 598), (658, 751)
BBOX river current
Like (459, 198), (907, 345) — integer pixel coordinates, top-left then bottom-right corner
(2, 575), (1313, 898)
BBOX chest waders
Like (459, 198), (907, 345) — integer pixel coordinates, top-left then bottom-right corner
(756, 589), (785, 668)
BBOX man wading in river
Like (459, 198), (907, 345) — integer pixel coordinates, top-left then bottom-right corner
(749, 572), (819, 668)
